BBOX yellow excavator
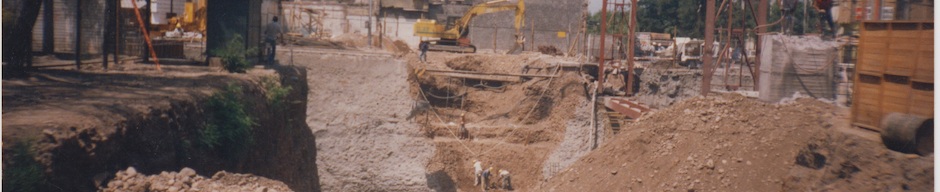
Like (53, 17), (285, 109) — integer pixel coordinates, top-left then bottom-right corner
(413, 0), (525, 54)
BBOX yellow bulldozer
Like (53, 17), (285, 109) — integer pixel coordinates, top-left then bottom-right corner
(413, 0), (525, 54)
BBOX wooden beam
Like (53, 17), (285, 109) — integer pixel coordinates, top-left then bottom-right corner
(423, 69), (559, 78)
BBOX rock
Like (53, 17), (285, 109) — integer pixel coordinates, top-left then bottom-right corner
(180, 167), (197, 178)
(126, 167), (138, 177)
(611, 170), (618, 175)
(705, 159), (715, 169)
(167, 186), (180, 192)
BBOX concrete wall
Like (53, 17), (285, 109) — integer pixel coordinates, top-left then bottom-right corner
(283, 1), (424, 47)
(469, 0), (586, 52)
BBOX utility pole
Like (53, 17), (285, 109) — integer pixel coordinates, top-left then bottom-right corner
(368, 0), (374, 48)
(598, 0), (608, 93)
(76, 0), (83, 70)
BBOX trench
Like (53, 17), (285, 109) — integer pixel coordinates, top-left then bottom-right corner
(13, 66), (320, 191)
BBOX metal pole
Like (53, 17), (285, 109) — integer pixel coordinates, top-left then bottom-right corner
(115, 0), (121, 66)
(144, 0), (151, 63)
(627, 0), (636, 95)
(755, 0), (768, 90)
(103, 0), (110, 70)
(703, 0), (716, 96)
(598, 0), (608, 93)
(368, 0), (373, 47)
(43, 0), (54, 54)
(76, 0), (82, 70)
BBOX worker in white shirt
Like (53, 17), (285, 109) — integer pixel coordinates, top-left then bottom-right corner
(499, 169), (512, 190)
(474, 160), (483, 186)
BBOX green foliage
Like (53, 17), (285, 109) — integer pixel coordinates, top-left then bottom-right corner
(211, 34), (257, 73)
(767, 1), (823, 35)
(261, 76), (292, 107)
(2, 141), (45, 192)
(590, 0), (830, 39)
(199, 84), (255, 159)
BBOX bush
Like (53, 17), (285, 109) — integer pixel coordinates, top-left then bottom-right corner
(199, 84), (255, 159)
(2, 141), (45, 192)
(261, 76), (292, 107)
(211, 34), (257, 73)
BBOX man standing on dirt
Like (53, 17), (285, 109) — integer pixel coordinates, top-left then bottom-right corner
(481, 167), (493, 191)
(814, 0), (835, 37)
(781, 0), (799, 34)
(459, 113), (469, 140)
(474, 160), (483, 186)
(419, 41), (430, 63)
(264, 16), (283, 65)
(499, 169), (512, 190)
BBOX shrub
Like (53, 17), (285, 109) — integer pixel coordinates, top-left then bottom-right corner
(2, 141), (45, 192)
(199, 84), (255, 159)
(211, 34), (257, 73)
(261, 76), (292, 107)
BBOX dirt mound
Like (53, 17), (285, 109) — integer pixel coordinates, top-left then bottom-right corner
(101, 167), (292, 192)
(538, 94), (933, 191)
(445, 55), (486, 71)
(538, 46), (563, 56)
(331, 33), (369, 48)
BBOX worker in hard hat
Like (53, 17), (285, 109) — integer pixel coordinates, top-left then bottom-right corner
(473, 160), (483, 186)
(482, 167), (493, 191)
(499, 169), (512, 190)
(459, 113), (469, 139)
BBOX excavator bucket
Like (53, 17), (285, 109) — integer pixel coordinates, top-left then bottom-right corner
(506, 34), (524, 55)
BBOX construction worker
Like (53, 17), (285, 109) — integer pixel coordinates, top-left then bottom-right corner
(814, 0), (835, 37)
(780, 0), (799, 34)
(474, 160), (483, 186)
(459, 113), (469, 139)
(419, 41), (430, 63)
(481, 167), (493, 191)
(264, 16), (283, 65)
(499, 169), (512, 190)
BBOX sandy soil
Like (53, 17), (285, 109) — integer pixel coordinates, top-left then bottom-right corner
(537, 94), (933, 191)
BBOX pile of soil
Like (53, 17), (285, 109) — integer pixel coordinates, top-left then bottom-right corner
(538, 46), (563, 56)
(101, 167), (292, 192)
(538, 94), (933, 191)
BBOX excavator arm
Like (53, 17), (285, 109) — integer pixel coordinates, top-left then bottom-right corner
(414, 0), (525, 54)
(444, 0), (525, 40)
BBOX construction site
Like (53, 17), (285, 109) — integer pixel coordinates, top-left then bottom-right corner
(0, 0), (935, 191)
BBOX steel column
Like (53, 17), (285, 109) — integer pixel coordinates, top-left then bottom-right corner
(598, 0), (608, 92)
(76, 0), (82, 70)
(702, 0), (716, 96)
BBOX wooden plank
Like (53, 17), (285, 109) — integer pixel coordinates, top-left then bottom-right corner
(423, 71), (521, 82)
(910, 85), (933, 117)
(423, 69), (559, 78)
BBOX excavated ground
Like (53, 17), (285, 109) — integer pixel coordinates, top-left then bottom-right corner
(2, 61), (319, 191)
(538, 93), (933, 191)
(407, 51), (594, 191)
